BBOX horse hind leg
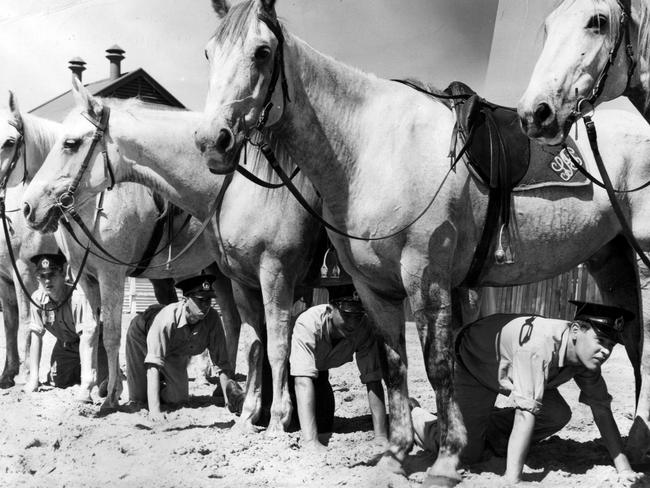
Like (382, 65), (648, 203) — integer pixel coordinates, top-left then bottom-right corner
(585, 237), (648, 460)
(416, 280), (464, 487)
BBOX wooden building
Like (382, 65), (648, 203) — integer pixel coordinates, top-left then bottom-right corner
(29, 46), (186, 314)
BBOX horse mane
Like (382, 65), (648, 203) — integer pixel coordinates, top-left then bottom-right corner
(636, 0), (650, 109)
(212, 1), (258, 46)
(22, 113), (60, 150)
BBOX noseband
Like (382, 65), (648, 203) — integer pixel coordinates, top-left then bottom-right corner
(57, 107), (115, 212)
(571, 0), (636, 120)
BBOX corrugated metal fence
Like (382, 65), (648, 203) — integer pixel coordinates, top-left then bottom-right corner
(124, 264), (601, 321)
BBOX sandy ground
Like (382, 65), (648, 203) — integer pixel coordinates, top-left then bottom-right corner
(1, 315), (649, 488)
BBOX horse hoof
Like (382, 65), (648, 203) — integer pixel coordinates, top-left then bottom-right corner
(0, 378), (15, 389)
(97, 380), (108, 398)
(376, 453), (406, 477)
(421, 474), (462, 488)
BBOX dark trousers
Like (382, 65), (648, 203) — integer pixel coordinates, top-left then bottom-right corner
(289, 371), (336, 433)
(49, 340), (81, 388)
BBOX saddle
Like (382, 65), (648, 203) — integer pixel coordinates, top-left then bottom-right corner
(443, 81), (532, 287)
(444, 81), (530, 189)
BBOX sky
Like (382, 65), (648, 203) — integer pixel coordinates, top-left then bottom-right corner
(0, 0), (634, 114)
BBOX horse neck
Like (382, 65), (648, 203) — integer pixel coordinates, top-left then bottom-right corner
(271, 34), (379, 216)
(111, 106), (225, 220)
(16, 114), (61, 186)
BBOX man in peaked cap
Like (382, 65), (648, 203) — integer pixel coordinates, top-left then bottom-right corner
(125, 273), (243, 420)
(24, 252), (105, 403)
(289, 293), (388, 452)
(409, 301), (639, 484)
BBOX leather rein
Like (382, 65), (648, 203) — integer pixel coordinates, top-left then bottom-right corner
(562, 0), (650, 270)
(234, 13), (465, 242)
(0, 119), (90, 311)
(53, 106), (219, 271)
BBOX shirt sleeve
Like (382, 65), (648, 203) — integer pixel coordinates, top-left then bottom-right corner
(509, 348), (548, 414)
(144, 313), (173, 368)
(353, 323), (383, 384)
(290, 318), (319, 379)
(28, 293), (46, 336)
(71, 291), (97, 336)
(574, 368), (612, 409)
(206, 310), (233, 375)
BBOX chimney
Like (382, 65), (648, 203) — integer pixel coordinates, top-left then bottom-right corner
(68, 57), (86, 83)
(106, 45), (125, 80)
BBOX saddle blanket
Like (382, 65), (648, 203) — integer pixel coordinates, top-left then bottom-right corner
(513, 137), (589, 192)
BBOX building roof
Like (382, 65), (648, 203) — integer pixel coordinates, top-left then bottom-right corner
(30, 67), (185, 121)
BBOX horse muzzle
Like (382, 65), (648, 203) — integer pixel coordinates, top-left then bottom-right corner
(194, 125), (242, 174)
(22, 200), (62, 233)
(517, 99), (565, 145)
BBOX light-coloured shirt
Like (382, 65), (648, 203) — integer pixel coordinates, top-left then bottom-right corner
(144, 301), (232, 375)
(457, 314), (611, 414)
(290, 304), (383, 384)
(29, 284), (96, 342)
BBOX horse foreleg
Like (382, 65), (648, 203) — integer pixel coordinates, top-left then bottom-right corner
(0, 277), (20, 388)
(149, 278), (178, 305)
(76, 275), (101, 403)
(210, 265), (241, 368)
(259, 266), (294, 433)
(351, 281), (411, 473)
(418, 281), (464, 487)
(96, 274), (124, 410)
(232, 281), (265, 431)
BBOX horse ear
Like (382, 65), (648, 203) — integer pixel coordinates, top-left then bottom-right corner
(71, 76), (103, 118)
(211, 0), (230, 17)
(260, 0), (276, 13)
(8, 90), (20, 116)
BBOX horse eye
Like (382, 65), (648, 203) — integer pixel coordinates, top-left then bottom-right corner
(254, 46), (272, 61)
(2, 138), (15, 149)
(586, 14), (608, 31)
(63, 139), (80, 151)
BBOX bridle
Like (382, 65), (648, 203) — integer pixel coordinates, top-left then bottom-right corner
(56, 106), (114, 213)
(571, 0), (637, 121)
(53, 106), (221, 271)
(0, 118), (28, 197)
(230, 12), (454, 241)
(0, 117), (90, 312)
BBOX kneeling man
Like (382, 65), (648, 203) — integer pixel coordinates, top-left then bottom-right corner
(290, 297), (388, 451)
(24, 253), (103, 402)
(411, 301), (638, 484)
(125, 274), (242, 418)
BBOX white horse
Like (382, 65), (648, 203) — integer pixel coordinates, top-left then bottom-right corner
(21, 78), (324, 429)
(0, 92), (60, 388)
(194, 0), (650, 484)
(518, 0), (650, 461)
(518, 0), (650, 143)
(3, 92), (241, 406)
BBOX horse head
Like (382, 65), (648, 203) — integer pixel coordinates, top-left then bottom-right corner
(195, 0), (288, 174)
(22, 77), (119, 233)
(518, 0), (636, 145)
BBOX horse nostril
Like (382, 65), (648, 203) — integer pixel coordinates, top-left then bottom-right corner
(215, 129), (233, 154)
(533, 102), (554, 126)
(23, 202), (32, 221)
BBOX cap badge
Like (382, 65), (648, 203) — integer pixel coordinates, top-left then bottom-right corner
(202, 281), (210, 290)
(41, 258), (50, 269)
(614, 316), (624, 332)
